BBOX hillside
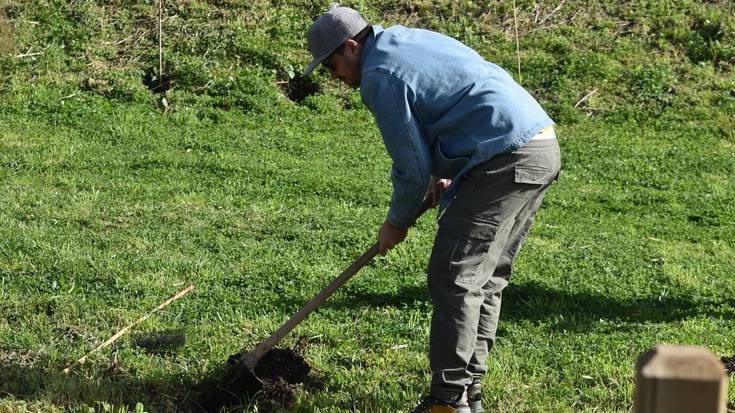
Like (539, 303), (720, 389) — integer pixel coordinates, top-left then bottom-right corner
(1, 1), (734, 412)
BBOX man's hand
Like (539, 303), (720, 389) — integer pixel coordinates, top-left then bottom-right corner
(428, 179), (452, 207)
(378, 220), (408, 256)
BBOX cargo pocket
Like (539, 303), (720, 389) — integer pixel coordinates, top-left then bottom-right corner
(429, 214), (498, 286)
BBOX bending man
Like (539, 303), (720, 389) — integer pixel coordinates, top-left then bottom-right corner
(305, 5), (561, 413)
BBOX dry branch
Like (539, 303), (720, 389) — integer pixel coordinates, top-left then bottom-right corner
(538, 0), (567, 26)
(575, 89), (598, 108)
(61, 91), (81, 100)
(14, 47), (44, 58)
(62, 284), (195, 374)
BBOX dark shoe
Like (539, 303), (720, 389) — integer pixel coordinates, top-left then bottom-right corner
(467, 381), (484, 413)
(411, 395), (471, 413)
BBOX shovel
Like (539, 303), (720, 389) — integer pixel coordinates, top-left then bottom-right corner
(230, 198), (433, 390)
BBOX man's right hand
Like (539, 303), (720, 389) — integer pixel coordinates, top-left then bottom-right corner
(378, 220), (408, 256)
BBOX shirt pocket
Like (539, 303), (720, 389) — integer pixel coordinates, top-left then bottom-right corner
(432, 139), (470, 179)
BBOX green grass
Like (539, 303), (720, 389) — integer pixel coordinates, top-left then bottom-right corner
(1, 1), (734, 412)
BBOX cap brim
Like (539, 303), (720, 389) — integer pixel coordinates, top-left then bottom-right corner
(303, 49), (334, 75)
(303, 59), (321, 76)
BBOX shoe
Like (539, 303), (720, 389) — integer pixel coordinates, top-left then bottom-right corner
(467, 381), (484, 413)
(411, 395), (471, 413)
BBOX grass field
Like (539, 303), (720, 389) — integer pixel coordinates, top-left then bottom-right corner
(1, 1), (734, 412)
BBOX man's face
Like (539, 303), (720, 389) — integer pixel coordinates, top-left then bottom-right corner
(323, 39), (361, 89)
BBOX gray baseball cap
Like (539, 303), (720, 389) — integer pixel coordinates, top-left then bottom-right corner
(304, 3), (368, 75)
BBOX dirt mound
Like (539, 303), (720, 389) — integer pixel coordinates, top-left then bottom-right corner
(253, 348), (311, 384)
(196, 348), (311, 412)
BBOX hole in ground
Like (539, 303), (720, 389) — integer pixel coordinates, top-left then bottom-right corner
(143, 69), (173, 94)
(279, 74), (320, 103)
(196, 347), (315, 412)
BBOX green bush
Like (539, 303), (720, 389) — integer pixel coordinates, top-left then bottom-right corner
(626, 63), (678, 120)
(655, 4), (734, 65)
(12, 0), (97, 55)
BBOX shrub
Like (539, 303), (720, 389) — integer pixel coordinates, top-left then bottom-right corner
(626, 63), (677, 120)
(655, 5), (734, 65)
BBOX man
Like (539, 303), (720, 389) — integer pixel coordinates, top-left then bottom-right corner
(305, 4), (561, 413)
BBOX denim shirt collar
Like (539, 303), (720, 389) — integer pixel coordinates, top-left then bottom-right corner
(359, 25), (384, 74)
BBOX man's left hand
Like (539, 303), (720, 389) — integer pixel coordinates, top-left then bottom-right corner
(430, 179), (452, 207)
(378, 220), (408, 256)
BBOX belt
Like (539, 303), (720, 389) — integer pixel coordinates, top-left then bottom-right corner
(529, 126), (556, 141)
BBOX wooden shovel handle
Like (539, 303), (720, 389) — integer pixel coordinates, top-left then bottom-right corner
(241, 198), (434, 369)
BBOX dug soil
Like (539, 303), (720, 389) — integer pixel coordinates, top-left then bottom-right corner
(196, 348), (312, 412)
(721, 355), (735, 375)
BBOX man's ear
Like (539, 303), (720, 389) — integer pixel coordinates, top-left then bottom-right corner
(345, 38), (360, 51)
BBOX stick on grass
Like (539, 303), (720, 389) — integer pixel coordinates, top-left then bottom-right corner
(62, 284), (195, 374)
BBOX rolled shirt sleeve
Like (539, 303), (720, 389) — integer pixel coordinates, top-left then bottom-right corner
(361, 70), (432, 229)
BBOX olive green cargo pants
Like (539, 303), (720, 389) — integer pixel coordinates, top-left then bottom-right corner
(428, 137), (561, 401)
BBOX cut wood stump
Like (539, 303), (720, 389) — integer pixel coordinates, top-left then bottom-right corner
(633, 344), (727, 413)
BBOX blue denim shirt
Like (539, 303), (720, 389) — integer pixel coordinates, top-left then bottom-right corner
(359, 25), (554, 229)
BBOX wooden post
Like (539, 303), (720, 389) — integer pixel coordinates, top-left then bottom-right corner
(634, 344), (727, 413)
